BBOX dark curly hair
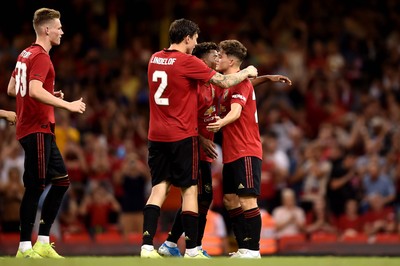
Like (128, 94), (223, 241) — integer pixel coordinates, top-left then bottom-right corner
(192, 42), (218, 59)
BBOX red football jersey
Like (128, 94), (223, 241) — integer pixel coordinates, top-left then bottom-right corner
(197, 82), (220, 162)
(147, 49), (216, 142)
(220, 79), (262, 163)
(12, 44), (56, 140)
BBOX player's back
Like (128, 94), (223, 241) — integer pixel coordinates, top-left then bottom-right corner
(13, 44), (55, 140)
(147, 49), (215, 142)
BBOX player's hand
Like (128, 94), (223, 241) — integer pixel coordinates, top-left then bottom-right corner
(244, 65), (258, 78)
(68, 98), (86, 113)
(54, 90), (64, 99)
(268, 75), (292, 85)
(5, 111), (16, 125)
(200, 138), (218, 159)
(206, 116), (223, 133)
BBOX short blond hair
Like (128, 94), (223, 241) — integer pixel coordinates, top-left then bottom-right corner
(33, 8), (60, 32)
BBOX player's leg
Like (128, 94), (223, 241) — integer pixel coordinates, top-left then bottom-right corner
(171, 136), (207, 258)
(235, 156), (262, 259)
(222, 162), (248, 252)
(141, 140), (170, 258)
(158, 207), (183, 256)
(16, 133), (47, 258)
(197, 160), (213, 256)
(34, 135), (68, 258)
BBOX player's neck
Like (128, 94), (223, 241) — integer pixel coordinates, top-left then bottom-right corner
(168, 43), (188, 54)
(223, 66), (240, 75)
(35, 37), (51, 53)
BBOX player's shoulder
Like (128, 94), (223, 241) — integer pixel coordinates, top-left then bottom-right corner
(19, 45), (49, 61)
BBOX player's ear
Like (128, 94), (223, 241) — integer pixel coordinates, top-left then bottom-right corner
(184, 35), (190, 44)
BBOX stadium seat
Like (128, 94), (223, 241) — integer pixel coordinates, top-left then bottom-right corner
(153, 232), (169, 245)
(278, 234), (306, 251)
(341, 233), (368, 243)
(126, 232), (142, 244)
(62, 232), (91, 244)
(95, 231), (123, 244)
(310, 232), (337, 243)
(202, 235), (223, 255)
(260, 237), (277, 255)
(374, 233), (400, 244)
(0, 232), (20, 244)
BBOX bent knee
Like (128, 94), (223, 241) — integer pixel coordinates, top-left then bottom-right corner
(223, 194), (240, 209)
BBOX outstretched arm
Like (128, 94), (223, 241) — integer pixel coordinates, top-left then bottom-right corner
(29, 80), (86, 113)
(210, 65), (258, 88)
(251, 74), (292, 87)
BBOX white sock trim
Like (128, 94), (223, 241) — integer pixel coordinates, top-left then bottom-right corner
(141, 244), (154, 251)
(37, 235), (50, 244)
(18, 241), (32, 252)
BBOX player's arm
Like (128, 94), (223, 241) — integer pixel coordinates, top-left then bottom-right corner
(206, 103), (242, 132)
(29, 80), (86, 113)
(199, 134), (218, 159)
(251, 75), (292, 87)
(210, 65), (257, 88)
(7, 76), (16, 97)
(0, 109), (16, 124)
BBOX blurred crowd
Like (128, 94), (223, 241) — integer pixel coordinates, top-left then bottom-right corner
(1, 0), (400, 245)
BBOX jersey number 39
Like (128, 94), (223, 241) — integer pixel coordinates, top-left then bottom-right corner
(152, 70), (169, 106)
(15, 61), (27, 97)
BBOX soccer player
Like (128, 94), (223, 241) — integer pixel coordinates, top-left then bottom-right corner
(143, 19), (257, 259)
(158, 42), (220, 258)
(7, 8), (86, 258)
(206, 40), (264, 258)
(157, 42), (292, 258)
(0, 109), (16, 124)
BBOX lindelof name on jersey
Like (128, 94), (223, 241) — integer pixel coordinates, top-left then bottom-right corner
(20, 50), (32, 59)
(150, 56), (176, 65)
(232, 94), (246, 101)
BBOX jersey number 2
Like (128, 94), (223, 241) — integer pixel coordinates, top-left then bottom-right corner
(152, 70), (169, 105)
(15, 61), (27, 97)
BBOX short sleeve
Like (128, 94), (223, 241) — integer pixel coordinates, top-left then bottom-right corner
(182, 55), (216, 83)
(230, 80), (252, 108)
(29, 53), (51, 83)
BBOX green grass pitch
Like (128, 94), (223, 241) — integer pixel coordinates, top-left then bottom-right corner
(1, 256), (400, 266)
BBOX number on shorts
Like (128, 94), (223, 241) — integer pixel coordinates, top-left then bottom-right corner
(15, 61), (27, 97)
(152, 70), (169, 105)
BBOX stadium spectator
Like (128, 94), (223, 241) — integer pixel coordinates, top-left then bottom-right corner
(0, 139), (24, 186)
(361, 160), (396, 211)
(261, 130), (290, 212)
(272, 188), (306, 239)
(0, 167), (24, 232)
(326, 144), (359, 217)
(362, 194), (396, 237)
(113, 152), (150, 235)
(79, 181), (121, 236)
(292, 141), (331, 212)
(305, 197), (337, 235)
(337, 199), (364, 238)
